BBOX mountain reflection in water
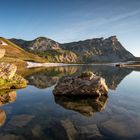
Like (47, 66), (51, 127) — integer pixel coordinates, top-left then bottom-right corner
(0, 65), (139, 140)
(25, 65), (132, 90)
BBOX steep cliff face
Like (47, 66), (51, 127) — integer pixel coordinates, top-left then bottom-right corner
(61, 36), (134, 62)
(10, 37), (78, 63)
(10, 36), (134, 63)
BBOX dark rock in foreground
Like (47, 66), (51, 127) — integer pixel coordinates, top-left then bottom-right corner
(53, 71), (108, 96)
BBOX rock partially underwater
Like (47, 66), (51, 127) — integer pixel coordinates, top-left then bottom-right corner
(53, 71), (108, 96)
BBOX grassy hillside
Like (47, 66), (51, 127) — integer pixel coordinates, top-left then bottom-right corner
(0, 37), (48, 72)
(0, 37), (46, 63)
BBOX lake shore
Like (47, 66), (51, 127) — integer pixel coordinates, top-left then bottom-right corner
(27, 61), (140, 68)
(27, 62), (82, 68)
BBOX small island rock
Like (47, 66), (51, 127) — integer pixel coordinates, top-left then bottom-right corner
(53, 71), (108, 96)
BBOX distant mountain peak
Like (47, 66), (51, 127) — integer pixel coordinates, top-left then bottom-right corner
(10, 35), (134, 63)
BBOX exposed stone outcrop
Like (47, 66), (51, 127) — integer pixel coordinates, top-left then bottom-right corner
(53, 71), (108, 96)
(10, 36), (134, 63)
(61, 36), (134, 62)
(11, 37), (61, 52)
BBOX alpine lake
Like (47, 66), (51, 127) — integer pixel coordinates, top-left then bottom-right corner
(0, 65), (140, 140)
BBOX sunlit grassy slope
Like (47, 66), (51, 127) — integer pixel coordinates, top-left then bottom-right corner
(0, 37), (46, 63)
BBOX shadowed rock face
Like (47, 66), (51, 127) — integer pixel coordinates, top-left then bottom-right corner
(10, 37), (78, 63)
(10, 36), (134, 63)
(10, 37), (61, 52)
(55, 96), (108, 117)
(61, 36), (134, 62)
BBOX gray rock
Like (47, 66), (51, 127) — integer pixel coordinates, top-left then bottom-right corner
(7, 115), (34, 128)
(77, 124), (103, 140)
(10, 36), (134, 63)
(61, 119), (77, 140)
(53, 72), (108, 96)
(101, 117), (140, 139)
(61, 36), (134, 62)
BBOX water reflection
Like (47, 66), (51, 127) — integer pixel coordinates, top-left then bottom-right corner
(55, 96), (108, 117)
(0, 90), (16, 106)
(25, 65), (132, 90)
(0, 65), (139, 140)
(25, 66), (78, 89)
(0, 90), (17, 127)
(0, 110), (6, 127)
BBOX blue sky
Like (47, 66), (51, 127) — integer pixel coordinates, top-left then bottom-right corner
(0, 0), (140, 56)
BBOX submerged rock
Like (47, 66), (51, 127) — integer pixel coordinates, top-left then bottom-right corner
(53, 71), (108, 96)
(0, 90), (16, 106)
(0, 110), (6, 127)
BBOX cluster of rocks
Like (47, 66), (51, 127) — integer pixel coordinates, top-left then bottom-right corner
(53, 71), (108, 96)
(0, 49), (27, 90)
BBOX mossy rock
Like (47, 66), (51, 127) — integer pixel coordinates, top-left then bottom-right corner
(0, 74), (27, 90)
(80, 71), (94, 78)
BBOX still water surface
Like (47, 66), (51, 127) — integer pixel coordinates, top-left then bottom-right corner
(0, 65), (140, 140)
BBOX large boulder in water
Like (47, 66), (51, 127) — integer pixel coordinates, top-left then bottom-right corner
(53, 71), (108, 96)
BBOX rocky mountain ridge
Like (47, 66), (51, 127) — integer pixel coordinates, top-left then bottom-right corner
(10, 36), (134, 63)
(61, 36), (134, 62)
(10, 37), (78, 63)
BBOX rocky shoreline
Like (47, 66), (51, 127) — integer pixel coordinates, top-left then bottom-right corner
(0, 49), (27, 90)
